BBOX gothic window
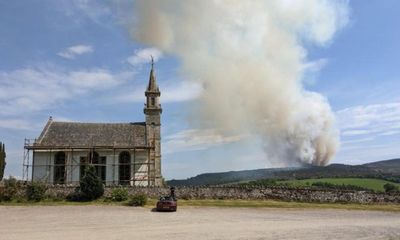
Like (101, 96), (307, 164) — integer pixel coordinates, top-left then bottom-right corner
(151, 97), (155, 106)
(54, 151), (66, 184)
(119, 151), (131, 185)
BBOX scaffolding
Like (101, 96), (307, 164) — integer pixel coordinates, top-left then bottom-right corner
(23, 138), (157, 186)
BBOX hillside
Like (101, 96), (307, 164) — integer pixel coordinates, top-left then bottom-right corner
(363, 158), (400, 173)
(167, 158), (400, 186)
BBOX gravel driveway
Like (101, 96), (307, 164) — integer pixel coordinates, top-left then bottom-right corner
(1, 205), (399, 240)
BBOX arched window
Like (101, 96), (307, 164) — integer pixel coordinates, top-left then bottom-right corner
(119, 151), (131, 185)
(54, 151), (66, 184)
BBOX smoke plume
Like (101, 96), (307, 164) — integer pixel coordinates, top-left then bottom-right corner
(126, 0), (349, 166)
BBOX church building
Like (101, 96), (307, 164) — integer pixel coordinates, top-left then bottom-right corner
(24, 62), (162, 186)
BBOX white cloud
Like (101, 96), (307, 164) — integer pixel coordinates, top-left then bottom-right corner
(58, 45), (93, 59)
(336, 102), (400, 138)
(301, 58), (329, 85)
(0, 119), (36, 131)
(127, 48), (163, 66)
(163, 129), (244, 155)
(60, 0), (112, 25)
(0, 66), (132, 120)
(341, 137), (375, 145)
(302, 58), (329, 73)
(334, 142), (400, 165)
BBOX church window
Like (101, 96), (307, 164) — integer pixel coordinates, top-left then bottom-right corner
(151, 97), (155, 106)
(119, 151), (131, 185)
(54, 151), (66, 184)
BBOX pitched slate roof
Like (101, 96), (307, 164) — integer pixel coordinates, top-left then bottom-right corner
(34, 120), (147, 148)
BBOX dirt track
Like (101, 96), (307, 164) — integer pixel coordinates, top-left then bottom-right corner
(1, 205), (399, 240)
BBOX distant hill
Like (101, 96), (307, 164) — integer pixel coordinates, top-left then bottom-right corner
(363, 159), (400, 174)
(167, 158), (400, 186)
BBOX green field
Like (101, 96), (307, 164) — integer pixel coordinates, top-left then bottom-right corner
(278, 178), (400, 192)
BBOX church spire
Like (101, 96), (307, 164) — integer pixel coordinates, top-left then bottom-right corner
(147, 56), (159, 92)
(144, 57), (162, 115)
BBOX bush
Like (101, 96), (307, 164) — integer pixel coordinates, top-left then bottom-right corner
(383, 183), (399, 193)
(0, 176), (22, 201)
(128, 194), (147, 206)
(66, 189), (87, 202)
(110, 188), (128, 202)
(80, 166), (104, 200)
(26, 181), (47, 201)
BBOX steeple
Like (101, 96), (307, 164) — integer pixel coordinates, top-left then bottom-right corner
(147, 56), (159, 92)
(143, 57), (162, 186)
(144, 57), (162, 116)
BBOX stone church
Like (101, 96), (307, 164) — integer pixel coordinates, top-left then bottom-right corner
(25, 62), (162, 186)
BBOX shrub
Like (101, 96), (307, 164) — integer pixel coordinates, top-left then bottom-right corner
(0, 176), (22, 201)
(66, 187), (88, 202)
(80, 166), (104, 200)
(383, 183), (399, 193)
(128, 194), (147, 206)
(110, 188), (128, 202)
(26, 181), (47, 201)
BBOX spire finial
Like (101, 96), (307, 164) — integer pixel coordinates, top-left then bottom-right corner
(151, 55), (154, 69)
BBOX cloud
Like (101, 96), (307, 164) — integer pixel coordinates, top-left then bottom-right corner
(163, 129), (244, 155)
(60, 0), (112, 25)
(302, 58), (329, 74)
(0, 66), (132, 120)
(127, 48), (163, 66)
(335, 142), (400, 165)
(58, 45), (93, 59)
(336, 102), (400, 138)
(0, 119), (36, 131)
(301, 58), (329, 85)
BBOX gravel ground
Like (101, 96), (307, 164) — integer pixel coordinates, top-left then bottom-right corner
(1, 205), (399, 240)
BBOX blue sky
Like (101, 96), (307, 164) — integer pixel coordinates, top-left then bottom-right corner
(1, 1), (400, 180)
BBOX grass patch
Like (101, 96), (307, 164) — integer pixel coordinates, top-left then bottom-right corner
(278, 178), (400, 192)
(145, 199), (400, 212)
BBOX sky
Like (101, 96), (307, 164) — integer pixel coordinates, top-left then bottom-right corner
(1, 1), (400, 180)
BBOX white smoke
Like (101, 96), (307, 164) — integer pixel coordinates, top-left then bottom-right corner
(123, 0), (349, 166)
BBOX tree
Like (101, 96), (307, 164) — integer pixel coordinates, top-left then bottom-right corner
(0, 142), (6, 181)
(383, 183), (399, 193)
(80, 166), (104, 200)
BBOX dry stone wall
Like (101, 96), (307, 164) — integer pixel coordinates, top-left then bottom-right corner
(42, 186), (400, 204)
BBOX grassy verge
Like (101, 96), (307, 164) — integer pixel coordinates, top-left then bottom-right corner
(2, 198), (399, 212)
(152, 199), (400, 212)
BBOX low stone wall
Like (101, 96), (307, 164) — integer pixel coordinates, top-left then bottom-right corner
(42, 186), (400, 204)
